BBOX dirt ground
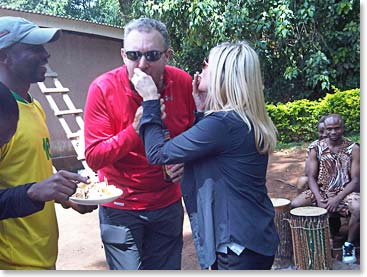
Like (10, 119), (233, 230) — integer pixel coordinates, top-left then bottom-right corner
(55, 148), (360, 270)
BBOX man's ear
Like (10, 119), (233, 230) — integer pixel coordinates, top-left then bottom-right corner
(120, 48), (126, 64)
(164, 48), (173, 62)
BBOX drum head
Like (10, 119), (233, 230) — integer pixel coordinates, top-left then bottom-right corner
(271, 198), (290, 207)
(290, 206), (327, 217)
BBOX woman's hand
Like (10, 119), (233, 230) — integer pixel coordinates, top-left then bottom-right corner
(192, 71), (207, 112)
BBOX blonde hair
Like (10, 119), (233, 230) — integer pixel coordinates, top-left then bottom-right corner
(205, 41), (277, 154)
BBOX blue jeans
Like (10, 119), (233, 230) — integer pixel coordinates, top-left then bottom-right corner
(99, 200), (184, 270)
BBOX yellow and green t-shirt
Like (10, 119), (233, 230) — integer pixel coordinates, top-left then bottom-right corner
(0, 94), (58, 269)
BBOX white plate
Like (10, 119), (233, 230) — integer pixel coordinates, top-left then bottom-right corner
(69, 188), (123, 205)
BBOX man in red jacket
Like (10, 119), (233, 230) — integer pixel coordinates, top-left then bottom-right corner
(84, 17), (196, 269)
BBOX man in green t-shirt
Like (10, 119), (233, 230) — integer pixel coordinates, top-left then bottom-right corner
(0, 16), (96, 269)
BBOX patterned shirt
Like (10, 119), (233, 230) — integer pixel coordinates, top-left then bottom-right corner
(311, 138), (355, 192)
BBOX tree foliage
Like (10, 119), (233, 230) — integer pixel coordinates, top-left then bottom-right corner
(2, 0), (359, 103)
(128, 0), (359, 103)
(2, 0), (123, 26)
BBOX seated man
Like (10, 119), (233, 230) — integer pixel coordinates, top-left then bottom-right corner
(296, 115), (327, 192)
(291, 114), (360, 264)
(296, 115), (342, 234)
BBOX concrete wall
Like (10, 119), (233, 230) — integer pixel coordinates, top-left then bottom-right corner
(30, 30), (123, 171)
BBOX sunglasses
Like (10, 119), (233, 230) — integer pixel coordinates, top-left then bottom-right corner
(125, 50), (167, 62)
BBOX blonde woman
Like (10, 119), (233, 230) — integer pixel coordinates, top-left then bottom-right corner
(132, 41), (279, 270)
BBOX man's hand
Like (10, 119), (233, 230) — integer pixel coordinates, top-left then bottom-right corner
(160, 98), (166, 120)
(322, 195), (342, 213)
(133, 106), (143, 133)
(133, 99), (166, 134)
(131, 68), (160, 100)
(27, 170), (90, 204)
(316, 198), (327, 209)
(165, 163), (184, 183)
(61, 200), (98, 214)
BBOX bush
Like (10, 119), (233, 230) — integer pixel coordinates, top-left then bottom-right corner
(267, 88), (360, 144)
(319, 87), (360, 134)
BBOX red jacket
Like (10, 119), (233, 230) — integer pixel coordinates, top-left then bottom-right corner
(84, 65), (195, 210)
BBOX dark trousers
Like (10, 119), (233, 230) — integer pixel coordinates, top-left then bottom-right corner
(99, 200), (184, 270)
(211, 248), (275, 270)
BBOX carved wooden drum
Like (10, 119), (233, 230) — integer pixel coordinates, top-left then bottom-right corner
(289, 206), (332, 270)
(271, 198), (293, 269)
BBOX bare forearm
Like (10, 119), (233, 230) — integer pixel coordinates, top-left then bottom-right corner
(308, 177), (322, 201)
(336, 181), (359, 201)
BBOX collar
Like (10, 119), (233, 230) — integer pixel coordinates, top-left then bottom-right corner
(11, 90), (33, 104)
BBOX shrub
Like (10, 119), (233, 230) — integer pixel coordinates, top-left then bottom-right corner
(267, 88), (360, 144)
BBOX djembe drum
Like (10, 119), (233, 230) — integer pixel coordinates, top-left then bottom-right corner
(289, 206), (332, 270)
(271, 198), (293, 269)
